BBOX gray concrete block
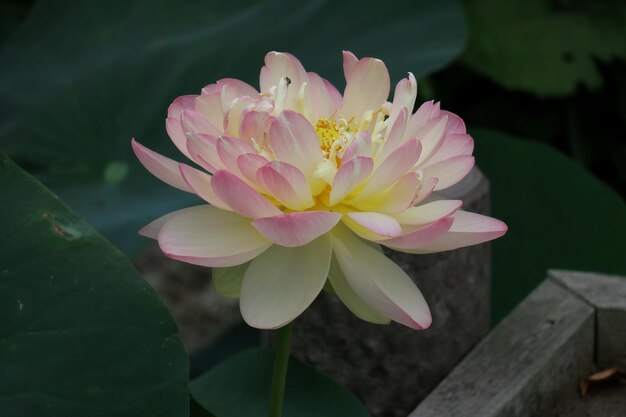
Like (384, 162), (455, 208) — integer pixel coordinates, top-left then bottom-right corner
(549, 269), (626, 368)
(267, 167), (493, 417)
(410, 280), (595, 417)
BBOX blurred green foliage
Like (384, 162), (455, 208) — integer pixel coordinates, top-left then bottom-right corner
(462, 0), (626, 97)
(0, 154), (189, 417)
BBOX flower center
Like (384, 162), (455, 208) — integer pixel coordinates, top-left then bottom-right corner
(314, 116), (357, 159)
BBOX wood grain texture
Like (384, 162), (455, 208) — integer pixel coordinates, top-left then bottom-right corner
(411, 280), (594, 417)
(549, 269), (626, 368)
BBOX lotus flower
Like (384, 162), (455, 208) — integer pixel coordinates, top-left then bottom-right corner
(132, 51), (507, 330)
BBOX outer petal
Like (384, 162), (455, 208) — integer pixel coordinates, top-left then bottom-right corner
(211, 170), (281, 218)
(379, 217), (454, 251)
(410, 210), (508, 253)
(139, 209), (186, 239)
(330, 156), (374, 206)
(131, 139), (192, 192)
(179, 163), (231, 210)
(328, 255), (390, 324)
(422, 155), (475, 191)
(212, 262), (248, 298)
(345, 212), (403, 238)
(257, 161), (315, 211)
(393, 199), (463, 225)
(269, 110), (323, 178)
(342, 57), (390, 120)
(158, 205), (271, 267)
(240, 235), (332, 329)
(331, 224), (431, 330)
(252, 211), (342, 247)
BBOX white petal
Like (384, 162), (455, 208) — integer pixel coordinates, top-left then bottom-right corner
(240, 235), (332, 329)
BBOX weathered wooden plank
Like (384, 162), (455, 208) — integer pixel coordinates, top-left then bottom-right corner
(549, 269), (626, 368)
(411, 280), (595, 417)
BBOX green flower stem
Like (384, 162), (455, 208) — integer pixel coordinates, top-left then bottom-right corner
(268, 322), (294, 417)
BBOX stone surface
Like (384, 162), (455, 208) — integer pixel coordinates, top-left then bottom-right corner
(411, 280), (595, 417)
(133, 244), (240, 354)
(549, 269), (626, 368)
(266, 167), (493, 417)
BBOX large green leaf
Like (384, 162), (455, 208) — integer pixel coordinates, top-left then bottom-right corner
(462, 0), (626, 97)
(472, 129), (626, 322)
(0, 154), (188, 417)
(0, 0), (466, 254)
(190, 348), (370, 417)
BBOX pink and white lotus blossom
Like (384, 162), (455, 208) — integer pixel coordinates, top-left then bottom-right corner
(132, 51), (507, 330)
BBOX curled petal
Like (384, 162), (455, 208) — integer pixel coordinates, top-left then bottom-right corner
(211, 170), (281, 218)
(252, 211), (342, 247)
(240, 235), (332, 329)
(328, 255), (390, 324)
(131, 139), (192, 192)
(411, 210), (508, 253)
(158, 205), (271, 267)
(342, 57), (390, 120)
(416, 115), (448, 166)
(331, 224), (431, 330)
(256, 161), (314, 210)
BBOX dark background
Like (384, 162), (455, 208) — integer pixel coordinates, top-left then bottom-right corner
(1, 0), (625, 322)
